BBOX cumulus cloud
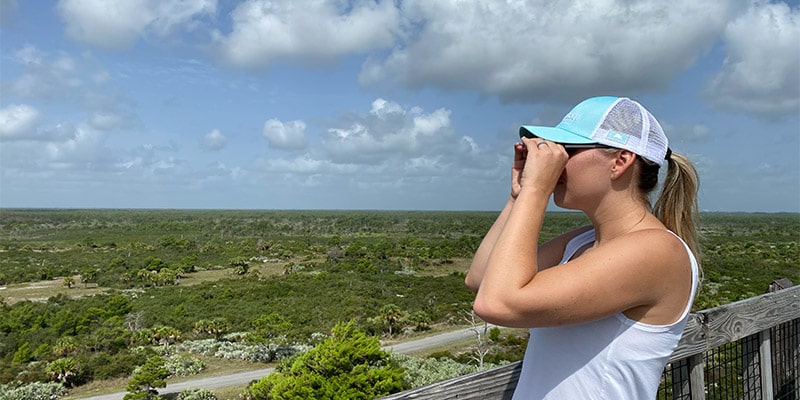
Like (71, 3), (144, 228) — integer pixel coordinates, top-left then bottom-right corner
(45, 124), (111, 163)
(0, 104), (40, 140)
(255, 98), (503, 194)
(263, 119), (307, 150)
(88, 111), (131, 131)
(320, 98), (454, 165)
(57, 0), (216, 50)
(360, 0), (735, 103)
(202, 129), (227, 151)
(705, 2), (800, 116)
(7, 45), (83, 98)
(212, 0), (400, 68)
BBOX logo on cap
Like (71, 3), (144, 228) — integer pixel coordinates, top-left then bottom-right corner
(562, 112), (580, 122)
(606, 131), (629, 144)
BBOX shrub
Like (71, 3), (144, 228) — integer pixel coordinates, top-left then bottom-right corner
(177, 388), (217, 400)
(164, 354), (205, 377)
(393, 354), (488, 389)
(155, 338), (310, 364)
(124, 355), (169, 400)
(0, 381), (67, 400)
(243, 321), (408, 400)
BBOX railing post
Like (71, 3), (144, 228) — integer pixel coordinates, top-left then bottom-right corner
(688, 353), (705, 400)
(743, 333), (761, 399)
(758, 328), (774, 400)
(767, 279), (797, 399)
(670, 359), (691, 399)
(743, 279), (793, 399)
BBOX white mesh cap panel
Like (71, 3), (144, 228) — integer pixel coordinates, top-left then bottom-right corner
(645, 111), (668, 162)
(593, 98), (668, 165)
(600, 99), (645, 139)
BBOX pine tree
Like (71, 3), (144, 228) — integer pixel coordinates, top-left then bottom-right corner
(244, 320), (408, 400)
(124, 355), (169, 400)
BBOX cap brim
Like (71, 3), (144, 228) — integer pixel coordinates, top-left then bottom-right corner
(519, 125), (597, 145)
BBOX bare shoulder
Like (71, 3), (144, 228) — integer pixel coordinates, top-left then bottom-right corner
(589, 228), (693, 287)
(609, 229), (689, 262)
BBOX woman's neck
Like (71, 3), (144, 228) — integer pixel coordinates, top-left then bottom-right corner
(586, 202), (660, 246)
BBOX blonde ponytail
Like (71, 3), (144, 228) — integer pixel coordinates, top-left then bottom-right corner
(653, 153), (701, 260)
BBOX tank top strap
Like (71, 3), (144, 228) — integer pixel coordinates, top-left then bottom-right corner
(560, 228), (596, 264)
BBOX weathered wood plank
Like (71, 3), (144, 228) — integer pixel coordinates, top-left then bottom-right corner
(379, 362), (521, 399)
(669, 285), (800, 361)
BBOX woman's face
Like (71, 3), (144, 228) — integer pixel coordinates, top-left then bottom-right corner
(552, 148), (615, 210)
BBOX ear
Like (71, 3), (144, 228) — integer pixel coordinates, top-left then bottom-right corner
(610, 150), (637, 180)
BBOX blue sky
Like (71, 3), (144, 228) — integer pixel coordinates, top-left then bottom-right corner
(1, 0), (798, 212)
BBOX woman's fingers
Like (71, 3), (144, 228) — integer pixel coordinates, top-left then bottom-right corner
(518, 138), (568, 192)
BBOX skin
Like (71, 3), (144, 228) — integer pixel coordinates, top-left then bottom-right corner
(465, 137), (693, 328)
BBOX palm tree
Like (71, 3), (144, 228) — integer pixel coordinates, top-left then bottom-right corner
(46, 357), (80, 387)
(380, 304), (404, 337)
(52, 336), (78, 357)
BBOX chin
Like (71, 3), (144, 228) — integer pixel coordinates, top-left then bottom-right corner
(553, 190), (569, 209)
(553, 189), (580, 211)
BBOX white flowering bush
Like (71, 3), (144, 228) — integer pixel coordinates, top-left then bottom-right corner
(132, 336), (311, 365)
(165, 354), (206, 377)
(393, 354), (496, 389)
(153, 338), (311, 363)
(177, 388), (217, 400)
(0, 381), (67, 400)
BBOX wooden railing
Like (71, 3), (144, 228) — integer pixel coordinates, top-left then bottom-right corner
(381, 281), (799, 400)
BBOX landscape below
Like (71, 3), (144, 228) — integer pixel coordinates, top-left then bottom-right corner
(0, 209), (797, 399)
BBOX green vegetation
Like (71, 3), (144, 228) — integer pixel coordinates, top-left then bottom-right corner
(123, 355), (169, 400)
(243, 321), (407, 400)
(0, 209), (797, 399)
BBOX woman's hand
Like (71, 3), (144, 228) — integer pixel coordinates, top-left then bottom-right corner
(518, 138), (569, 195)
(511, 141), (527, 199)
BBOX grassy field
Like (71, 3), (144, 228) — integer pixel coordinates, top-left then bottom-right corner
(0, 264), (290, 305)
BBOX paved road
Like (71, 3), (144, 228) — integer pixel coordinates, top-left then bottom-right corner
(76, 326), (481, 400)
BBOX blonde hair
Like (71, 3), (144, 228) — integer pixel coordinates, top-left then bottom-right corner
(637, 152), (701, 259)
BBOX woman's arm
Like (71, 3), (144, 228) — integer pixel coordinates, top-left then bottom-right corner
(466, 139), (572, 293)
(473, 229), (693, 328)
(465, 196), (515, 292)
(466, 198), (592, 293)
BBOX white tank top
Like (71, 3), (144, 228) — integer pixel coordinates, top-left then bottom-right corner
(511, 228), (699, 400)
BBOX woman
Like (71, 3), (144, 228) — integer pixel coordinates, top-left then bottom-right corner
(465, 96), (700, 399)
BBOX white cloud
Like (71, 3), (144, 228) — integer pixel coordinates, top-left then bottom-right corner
(202, 129), (227, 151)
(360, 0), (736, 103)
(705, 2), (800, 116)
(89, 111), (127, 131)
(251, 98), (506, 197)
(263, 119), (307, 150)
(8, 45), (83, 98)
(45, 124), (111, 163)
(321, 98), (455, 165)
(0, 104), (40, 139)
(57, 0), (216, 50)
(213, 0), (400, 68)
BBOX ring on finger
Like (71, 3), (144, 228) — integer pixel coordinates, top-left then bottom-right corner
(536, 141), (548, 148)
